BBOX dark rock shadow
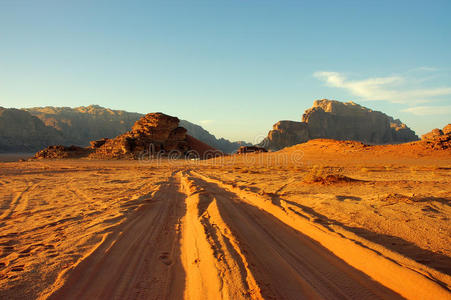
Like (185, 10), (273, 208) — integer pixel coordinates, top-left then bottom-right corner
(336, 195), (362, 201)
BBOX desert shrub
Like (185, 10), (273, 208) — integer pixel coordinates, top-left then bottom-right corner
(382, 193), (414, 203)
(303, 165), (357, 184)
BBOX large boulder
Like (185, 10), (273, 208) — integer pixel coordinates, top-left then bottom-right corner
(89, 113), (189, 159)
(34, 145), (91, 159)
(421, 124), (451, 150)
(262, 99), (419, 151)
(421, 128), (444, 140)
(442, 124), (451, 135)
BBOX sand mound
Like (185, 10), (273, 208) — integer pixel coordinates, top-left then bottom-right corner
(280, 137), (451, 159)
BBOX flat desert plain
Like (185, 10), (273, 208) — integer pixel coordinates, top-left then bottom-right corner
(0, 140), (450, 299)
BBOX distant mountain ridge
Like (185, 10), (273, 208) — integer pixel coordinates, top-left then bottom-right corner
(24, 105), (143, 147)
(178, 120), (250, 154)
(0, 107), (64, 152)
(0, 105), (248, 153)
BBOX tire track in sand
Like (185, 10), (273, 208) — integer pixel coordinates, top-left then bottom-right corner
(0, 181), (39, 221)
(192, 170), (451, 300)
(182, 170), (402, 300)
(45, 174), (186, 300)
(180, 172), (262, 300)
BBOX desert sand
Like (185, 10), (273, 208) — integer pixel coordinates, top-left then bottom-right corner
(0, 140), (450, 299)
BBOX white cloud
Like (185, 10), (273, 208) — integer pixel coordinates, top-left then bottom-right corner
(313, 71), (451, 104)
(401, 106), (451, 116)
(412, 66), (438, 72)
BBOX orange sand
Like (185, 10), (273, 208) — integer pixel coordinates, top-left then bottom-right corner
(0, 140), (450, 299)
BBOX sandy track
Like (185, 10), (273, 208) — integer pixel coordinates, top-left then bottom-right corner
(191, 170), (451, 299)
(46, 174), (186, 300)
(42, 169), (403, 299)
(180, 171), (401, 299)
(2, 160), (449, 299)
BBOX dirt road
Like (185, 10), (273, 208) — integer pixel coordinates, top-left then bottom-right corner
(46, 170), (409, 299)
(1, 160), (449, 300)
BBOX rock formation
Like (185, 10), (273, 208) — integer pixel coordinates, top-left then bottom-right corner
(421, 124), (451, 150)
(89, 113), (191, 159)
(34, 112), (219, 160)
(262, 100), (419, 150)
(22, 105), (245, 153)
(33, 145), (90, 159)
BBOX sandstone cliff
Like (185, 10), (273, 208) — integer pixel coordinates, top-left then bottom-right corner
(262, 100), (419, 151)
(34, 112), (219, 160)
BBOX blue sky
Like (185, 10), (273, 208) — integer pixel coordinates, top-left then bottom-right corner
(1, 0), (450, 142)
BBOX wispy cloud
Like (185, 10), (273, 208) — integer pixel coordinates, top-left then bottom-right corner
(198, 120), (213, 125)
(313, 71), (451, 104)
(401, 106), (451, 116)
(409, 66), (438, 72)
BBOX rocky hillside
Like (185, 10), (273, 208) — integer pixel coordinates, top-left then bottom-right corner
(0, 105), (244, 153)
(24, 105), (142, 147)
(35, 113), (218, 159)
(0, 107), (64, 152)
(262, 99), (419, 151)
(179, 121), (250, 153)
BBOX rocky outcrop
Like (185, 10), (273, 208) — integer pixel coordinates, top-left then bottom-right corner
(443, 124), (451, 135)
(421, 129), (444, 140)
(266, 121), (309, 149)
(89, 113), (191, 159)
(24, 105), (245, 153)
(34, 145), (91, 159)
(34, 112), (219, 160)
(421, 124), (451, 150)
(262, 100), (419, 151)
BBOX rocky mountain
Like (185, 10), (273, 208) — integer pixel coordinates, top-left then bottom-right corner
(179, 121), (251, 153)
(35, 113), (218, 159)
(0, 107), (64, 152)
(262, 99), (419, 151)
(0, 105), (245, 153)
(24, 105), (142, 147)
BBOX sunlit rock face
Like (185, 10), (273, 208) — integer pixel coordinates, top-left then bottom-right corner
(421, 124), (451, 150)
(262, 99), (419, 151)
